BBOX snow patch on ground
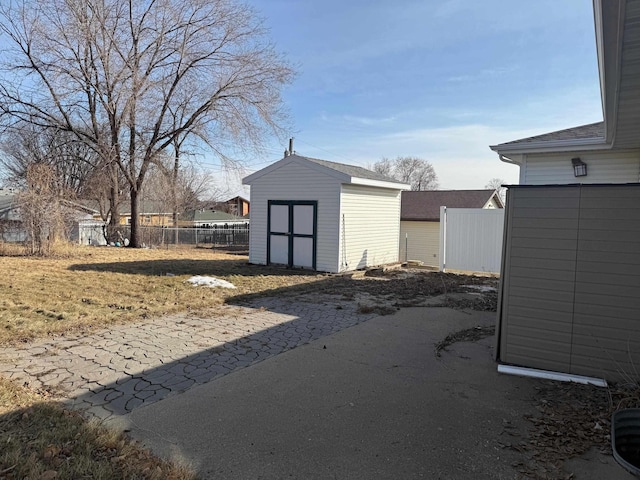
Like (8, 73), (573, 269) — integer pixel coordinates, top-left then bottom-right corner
(462, 285), (496, 293)
(187, 276), (236, 289)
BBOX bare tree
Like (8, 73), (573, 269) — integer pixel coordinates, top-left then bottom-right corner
(0, 0), (295, 247)
(143, 159), (212, 221)
(370, 157), (393, 178)
(485, 178), (506, 202)
(17, 163), (75, 255)
(372, 156), (439, 191)
(0, 124), (97, 196)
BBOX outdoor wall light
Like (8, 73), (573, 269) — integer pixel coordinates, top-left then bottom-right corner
(572, 157), (587, 177)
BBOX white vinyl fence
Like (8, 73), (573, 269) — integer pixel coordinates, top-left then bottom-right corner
(439, 207), (505, 274)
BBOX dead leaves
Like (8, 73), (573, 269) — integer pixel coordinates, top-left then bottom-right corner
(514, 381), (621, 479)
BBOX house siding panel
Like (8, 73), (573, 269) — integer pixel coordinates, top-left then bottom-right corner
(340, 185), (401, 270)
(399, 221), (440, 266)
(522, 151), (640, 185)
(247, 161), (341, 272)
(498, 184), (640, 381)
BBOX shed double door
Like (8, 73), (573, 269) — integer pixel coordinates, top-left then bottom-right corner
(268, 201), (317, 269)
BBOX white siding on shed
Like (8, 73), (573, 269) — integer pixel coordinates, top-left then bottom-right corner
(339, 184), (401, 271)
(248, 161), (341, 272)
(399, 221), (439, 267)
(522, 150), (640, 185)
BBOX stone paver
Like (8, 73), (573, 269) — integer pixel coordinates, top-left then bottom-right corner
(0, 297), (375, 419)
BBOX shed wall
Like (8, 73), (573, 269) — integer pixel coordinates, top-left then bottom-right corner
(522, 150), (640, 185)
(497, 184), (640, 381)
(248, 161), (341, 272)
(339, 185), (401, 271)
(399, 221), (440, 267)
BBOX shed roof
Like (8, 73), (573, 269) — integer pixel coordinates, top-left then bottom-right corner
(243, 154), (409, 190)
(401, 189), (502, 221)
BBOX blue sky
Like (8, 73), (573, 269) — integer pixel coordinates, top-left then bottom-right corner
(221, 0), (603, 196)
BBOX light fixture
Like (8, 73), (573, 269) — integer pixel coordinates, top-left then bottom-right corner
(572, 157), (587, 177)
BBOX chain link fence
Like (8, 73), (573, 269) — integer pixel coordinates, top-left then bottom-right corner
(78, 223), (249, 248)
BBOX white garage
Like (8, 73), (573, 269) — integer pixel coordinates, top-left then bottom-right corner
(242, 154), (409, 273)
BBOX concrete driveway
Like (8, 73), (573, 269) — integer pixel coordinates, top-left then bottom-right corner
(111, 307), (632, 480)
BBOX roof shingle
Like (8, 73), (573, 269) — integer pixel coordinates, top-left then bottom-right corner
(492, 122), (605, 149)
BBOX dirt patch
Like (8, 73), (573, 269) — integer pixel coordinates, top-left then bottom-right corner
(232, 268), (500, 316)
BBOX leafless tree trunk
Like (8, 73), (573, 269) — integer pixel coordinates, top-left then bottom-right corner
(0, 0), (294, 247)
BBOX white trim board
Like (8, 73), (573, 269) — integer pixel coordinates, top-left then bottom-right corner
(497, 364), (608, 387)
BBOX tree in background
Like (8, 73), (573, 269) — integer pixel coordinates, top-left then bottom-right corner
(372, 156), (439, 191)
(17, 163), (74, 255)
(0, 125), (96, 197)
(0, 0), (295, 247)
(485, 178), (507, 202)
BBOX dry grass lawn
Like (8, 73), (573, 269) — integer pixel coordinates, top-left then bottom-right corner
(0, 244), (321, 346)
(0, 377), (196, 480)
(0, 243), (325, 479)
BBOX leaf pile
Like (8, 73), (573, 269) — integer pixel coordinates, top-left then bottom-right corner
(510, 381), (640, 479)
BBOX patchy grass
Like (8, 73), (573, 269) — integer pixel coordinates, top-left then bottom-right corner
(0, 244), (320, 345)
(0, 378), (195, 480)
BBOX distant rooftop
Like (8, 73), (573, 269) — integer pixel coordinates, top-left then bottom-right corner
(401, 190), (501, 221)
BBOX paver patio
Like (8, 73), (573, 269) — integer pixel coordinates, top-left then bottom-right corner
(0, 296), (375, 419)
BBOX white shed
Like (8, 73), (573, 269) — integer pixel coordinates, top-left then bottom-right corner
(242, 154), (409, 273)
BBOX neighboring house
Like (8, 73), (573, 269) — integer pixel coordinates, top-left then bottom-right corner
(399, 189), (503, 267)
(1, 190), (95, 243)
(0, 189), (24, 242)
(82, 200), (173, 227)
(221, 196), (250, 217)
(242, 153), (409, 273)
(178, 209), (248, 228)
(119, 201), (173, 226)
(489, 0), (640, 381)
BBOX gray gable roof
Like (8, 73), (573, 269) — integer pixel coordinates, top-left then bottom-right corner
(401, 190), (502, 221)
(493, 122), (604, 149)
(243, 153), (409, 189)
(301, 156), (398, 183)
(490, 122), (607, 155)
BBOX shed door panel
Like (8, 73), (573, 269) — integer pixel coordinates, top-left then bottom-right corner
(267, 201), (317, 270)
(293, 237), (313, 268)
(293, 205), (314, 235)
(270, 205), (289, 233)
(269, 235), (289, 265)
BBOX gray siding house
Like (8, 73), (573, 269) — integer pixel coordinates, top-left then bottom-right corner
(490, 0), (640, 381)
(242, 154), (409, 273)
